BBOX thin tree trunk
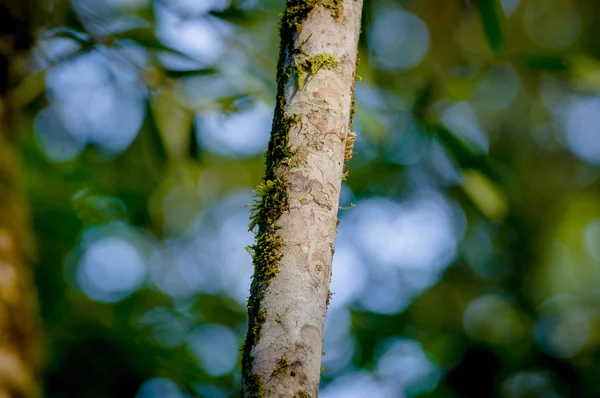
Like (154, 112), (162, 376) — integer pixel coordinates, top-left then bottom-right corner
(242, 1), (362, 397)
(0, 1), (45, 396)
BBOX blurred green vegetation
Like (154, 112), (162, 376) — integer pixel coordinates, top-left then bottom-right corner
(5, 0), (600, 396)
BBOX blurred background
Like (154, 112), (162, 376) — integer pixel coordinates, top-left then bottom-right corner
(5, 0), (600, 396)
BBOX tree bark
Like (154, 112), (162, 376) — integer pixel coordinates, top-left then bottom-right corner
(242, 1), (362, 397)
(0, 1), (45, 396)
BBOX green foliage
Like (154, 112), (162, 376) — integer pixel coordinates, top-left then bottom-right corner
(476, 0), (505, 53)
(150, 88), (195, 162)
(14, 0), (600, 397)
(72, 188), (128, 225)
(111, 26), (192, 58)
(519, 55), (569, 71)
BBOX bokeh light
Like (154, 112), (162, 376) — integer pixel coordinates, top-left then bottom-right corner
(150, 190), (253, 302)
(136, 378), (186, 398)
(523, 0), (581, 49)
(187, 324), (239, 377)
(471, 64), (520, 111)
(441, 101), (488, 155)
(534, 295), (591, 359)
(76, 235), (147, 303)
(44, 45), (147, 156)
(195, 100), (272, 158)
(369, 5), (429, 71)
(321, 372), (397, 398)
(500, 0), (520, 16)
(463, 294), (528, 347)
(502, 371), (560, 398)
(375, 338), (440, 396)
(34, 106), (85, 162)
(155, 2), (230, 66)
(322, 307), (355, 375)
(561, 96), (600, 165)
(16, 0), (600, 396)
(137, 307), (189, 348)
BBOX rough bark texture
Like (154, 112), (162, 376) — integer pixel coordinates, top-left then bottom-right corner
(0, 1), (45, 396)
(242, 1), (362, 397)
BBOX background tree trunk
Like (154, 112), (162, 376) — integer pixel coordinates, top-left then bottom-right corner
(0, 1), (45, 396)
(242, 1), (362, 397)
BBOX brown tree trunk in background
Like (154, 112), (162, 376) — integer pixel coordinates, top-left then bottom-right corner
(242, 1), (362, 397)
(0, 1), (45, 396)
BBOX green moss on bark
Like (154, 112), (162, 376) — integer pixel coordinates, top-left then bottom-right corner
(283, 0), (344, 37)
(245, 373), (265, 398)
(295, 54), (339, 88)
(271, 356), (290, 377)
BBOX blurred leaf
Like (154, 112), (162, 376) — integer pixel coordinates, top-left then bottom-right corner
(209, 7), (263, 25)
(355, 106), (388, 139)
(72, 188), (128, 225)
(477, 0), (505, 53)
(8, 71), (46, 109)
(193, 294), (245, 328)
(209, 8), (247, 23)
(217, 95), (252, 115)
(461, 169), (508, 220)
(430, 124), (478, 160)
(428, 124), (496, 180)
(111, 26), (196, 62)
(163, 68), (218, 79)
(136, 1), (157, 25)
(189, 123), (199, 160)
(445, 76), (479, 101)
(567, 53), (600, 91)
(139, 98), (169, 168)
(111, 26), (165, 50)
(64, 7), (88, 35)
(150, 88), (195, 161)
(412, 83), (435, 120)
(44, 27), (92, 46)
(519, 55), (569, 72)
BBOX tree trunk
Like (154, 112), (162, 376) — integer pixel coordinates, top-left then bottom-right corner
(0, 1), (45, 396)
(242, 1), (362, 397)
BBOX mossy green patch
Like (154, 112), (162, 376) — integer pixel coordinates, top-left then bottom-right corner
(283, 0), (344, 38)
(271, 355), (290, 377)
(295, 54), (339, 88)
(245, 373), (265, 398)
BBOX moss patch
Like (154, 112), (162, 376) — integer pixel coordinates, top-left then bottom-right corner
(295, 54), (339, 88)
(283, 0), (344, 38)
(245, 373), (265, 398)
(271, 355), (290, 378)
